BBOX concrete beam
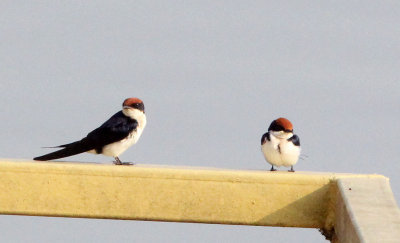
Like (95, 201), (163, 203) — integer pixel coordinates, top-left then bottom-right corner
(0, 160), (399, 242)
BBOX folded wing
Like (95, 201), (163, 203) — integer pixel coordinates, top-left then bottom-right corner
(34, 111), (138, 161)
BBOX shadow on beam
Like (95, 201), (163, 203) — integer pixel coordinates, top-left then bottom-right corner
(257, 184), (334, 228)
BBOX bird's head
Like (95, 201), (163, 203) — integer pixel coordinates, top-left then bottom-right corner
(268, 117), (293, 138)
(122, 98), (145, 118)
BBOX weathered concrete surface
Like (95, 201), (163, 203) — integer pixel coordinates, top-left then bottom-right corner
(335, 178), (400, 243)
(0, 160), (342, 227)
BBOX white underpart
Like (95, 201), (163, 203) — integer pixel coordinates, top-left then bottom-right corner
(94, 108), (146, 157)
(261, 132), (301, 168)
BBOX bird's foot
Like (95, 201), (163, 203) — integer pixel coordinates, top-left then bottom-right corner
(113, 157), (134, 166)
(113, 161), (134, 166)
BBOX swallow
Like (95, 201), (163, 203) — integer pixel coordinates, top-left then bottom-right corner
(261, 117), (301, 172)
(34, 98), (147, 165)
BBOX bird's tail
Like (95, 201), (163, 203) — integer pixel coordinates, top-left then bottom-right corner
(33, 140), (91, 161)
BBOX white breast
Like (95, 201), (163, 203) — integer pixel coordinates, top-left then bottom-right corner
(261, 133), (300, 167)
(102, 109), (147, 158)
(101, 129), (142, 157)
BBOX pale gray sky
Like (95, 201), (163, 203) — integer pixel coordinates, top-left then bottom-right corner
(1, 1), (400, 242)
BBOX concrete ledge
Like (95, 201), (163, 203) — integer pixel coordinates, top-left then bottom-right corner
(0, 159), (398, 242)
(334, 177), (400, 243)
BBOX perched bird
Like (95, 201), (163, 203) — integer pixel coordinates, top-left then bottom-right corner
(261, 118), (301, 172)
(34, 98), (147, 165)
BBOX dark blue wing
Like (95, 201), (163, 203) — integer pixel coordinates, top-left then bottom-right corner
(261, 132), (270, 145)
(34, 111), (138, 160)
(84, 111), (138, 150)
(34, 111), (138, 161)
(288, 134), (300, 146)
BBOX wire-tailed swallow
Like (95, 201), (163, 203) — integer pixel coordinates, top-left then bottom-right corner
(34, 98), (147, 165)
(261, 117), (300, 172)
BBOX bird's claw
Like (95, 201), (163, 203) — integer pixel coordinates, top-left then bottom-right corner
(113, 161), (134, 166)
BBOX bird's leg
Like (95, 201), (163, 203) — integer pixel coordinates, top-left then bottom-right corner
(270, 165), (277, 171)
(113, 157), (122, 165)
(113, 157), (134, 166)
(288, 166), (295, 172)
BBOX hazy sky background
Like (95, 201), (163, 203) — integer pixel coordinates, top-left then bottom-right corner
(1, 1), (400, 242)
